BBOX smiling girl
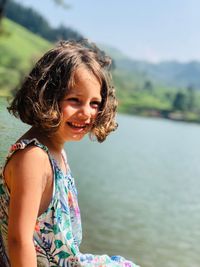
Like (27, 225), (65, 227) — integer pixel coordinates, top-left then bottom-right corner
(0, 40), (140, 267)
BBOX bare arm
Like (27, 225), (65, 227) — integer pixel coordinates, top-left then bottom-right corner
(6, 147), (50, 267)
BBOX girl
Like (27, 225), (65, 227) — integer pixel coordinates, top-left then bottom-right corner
(0, 40), (140, 267)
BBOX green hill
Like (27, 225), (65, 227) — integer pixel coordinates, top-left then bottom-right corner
(1, 18), (200, 123)
(102, 44), (200, 89)
(0, 18), (52, 96)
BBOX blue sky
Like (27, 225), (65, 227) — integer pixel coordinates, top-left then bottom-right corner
(13, 0), (200, 62)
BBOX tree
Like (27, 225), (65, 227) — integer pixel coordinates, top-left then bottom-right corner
(0, 0), (7, 23)
(0, 0), (70, 26)
(5, 1), (82, 42)
(187, 85), (195, 111)
(173, 92), (187, 111)
(52, 0), (71, 10)
(143, 80), (153, 94)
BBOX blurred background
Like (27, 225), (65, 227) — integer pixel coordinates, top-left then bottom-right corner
(0, 1), (200, 266)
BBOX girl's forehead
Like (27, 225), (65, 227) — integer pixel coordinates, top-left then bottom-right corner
(65, 69), (102, 99)
(73, 67), (101, 84)
(68, 67), (100, 86)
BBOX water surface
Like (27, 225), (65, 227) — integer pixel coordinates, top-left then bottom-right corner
(1, 97), (200, 267)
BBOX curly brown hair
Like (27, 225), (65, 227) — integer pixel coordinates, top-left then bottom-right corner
(8, 39), (118, 142)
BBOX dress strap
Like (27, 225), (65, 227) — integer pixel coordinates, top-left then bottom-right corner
(7, 138), (48, 160)
(61, 149), (70, 174)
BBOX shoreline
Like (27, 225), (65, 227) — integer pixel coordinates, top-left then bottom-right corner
(1, 95), (199, 125)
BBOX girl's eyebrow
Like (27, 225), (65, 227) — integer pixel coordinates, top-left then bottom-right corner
(66, 88), (82, 95)
(66, 91), (102, 100)
(65, 92), (84, 98)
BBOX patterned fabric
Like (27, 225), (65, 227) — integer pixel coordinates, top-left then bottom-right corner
(0, 139), (140, 267)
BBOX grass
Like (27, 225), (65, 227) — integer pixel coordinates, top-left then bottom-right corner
(0, 18), (52, 96)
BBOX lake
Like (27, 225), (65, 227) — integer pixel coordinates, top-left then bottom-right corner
(0, 97), (200, 267)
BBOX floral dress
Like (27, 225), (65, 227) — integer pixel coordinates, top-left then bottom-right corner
(0, 139), (140, 267)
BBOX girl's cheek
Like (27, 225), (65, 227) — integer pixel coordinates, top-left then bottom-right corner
(62, 105), (74, 113)
(91, 110), (97, 118)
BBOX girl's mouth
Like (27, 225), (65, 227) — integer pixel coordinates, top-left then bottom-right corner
(67, 121), (88, 129)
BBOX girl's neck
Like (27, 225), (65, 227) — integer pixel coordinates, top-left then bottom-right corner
(20, 127), (65, 154)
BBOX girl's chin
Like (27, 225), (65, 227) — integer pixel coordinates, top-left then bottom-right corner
(68, 134), (86, 142)
(66, 131), (88, 141)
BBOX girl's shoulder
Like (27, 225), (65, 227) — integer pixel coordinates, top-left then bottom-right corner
(3, 139), (52, 192)
(6, 138), (50, 171)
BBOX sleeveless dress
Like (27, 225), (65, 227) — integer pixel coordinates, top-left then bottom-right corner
(0, 138), (140, 267)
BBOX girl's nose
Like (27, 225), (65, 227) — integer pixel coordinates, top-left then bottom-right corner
(78, 105), (93, 119)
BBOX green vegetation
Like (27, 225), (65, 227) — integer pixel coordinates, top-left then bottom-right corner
(1, 17), (200, 123)
(0, 18), (51, 96)
(112, 68), (200, 123)
(5, 0), (83, 42)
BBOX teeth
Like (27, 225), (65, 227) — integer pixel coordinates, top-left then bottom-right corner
(70, 122), (86, 128)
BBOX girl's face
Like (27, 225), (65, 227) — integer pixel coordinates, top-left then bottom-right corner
(57, 67), (102, 143)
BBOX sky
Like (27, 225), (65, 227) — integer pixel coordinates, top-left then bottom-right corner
(13, 0), (200, 63)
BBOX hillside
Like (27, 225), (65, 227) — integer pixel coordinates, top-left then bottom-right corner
(5, 0), (83, 42)
(100, 45), (200, 122)
(1, 18), (200, 123)
(102, 44), (200, 89)
(4, 0), (200, 91)
(0, 18), (52, 96)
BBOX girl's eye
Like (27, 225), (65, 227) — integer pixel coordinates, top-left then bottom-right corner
(67, 98), (79, 103)
(91, 101), (101, 109)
